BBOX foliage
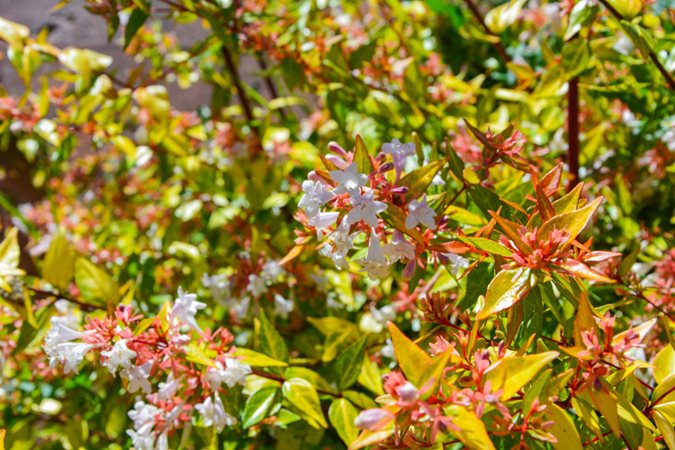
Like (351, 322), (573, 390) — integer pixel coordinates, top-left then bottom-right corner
(0, 0), (673, 449)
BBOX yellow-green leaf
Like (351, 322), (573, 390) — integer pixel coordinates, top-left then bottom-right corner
(354, 135), (373, 174)
(485, 351), (559, 400)
(545, 403), (582, 450)
(232, 348), (288, 367)
(387, 322), (431, 384)
(74, 258), (119, 308)
(43, 232), (76, 290)
(654, 345), (675, 384)
(477, 268), (532, 320)
(328, 398), (359, 446)
(537, 197), (602, 250)
(282, 378), (328, 429)
(399, 159), (446, 200)
(446, 405), (495, 450)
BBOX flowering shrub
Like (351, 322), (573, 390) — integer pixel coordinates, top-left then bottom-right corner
(0, 0), (674, 449)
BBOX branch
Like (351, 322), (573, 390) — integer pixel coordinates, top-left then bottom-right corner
(567, 77), (580, 189)
(462, 0), (511, 65)
(597, 0), (675, 90)
(256, 54), (286, 119)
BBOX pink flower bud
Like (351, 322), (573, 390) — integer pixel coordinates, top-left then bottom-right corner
(354, 408), (395, 430)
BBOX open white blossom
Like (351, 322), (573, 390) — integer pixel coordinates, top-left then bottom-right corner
(345, 190), (387, 227)
(206, 358), (252, 389)
(299, 180), (334, 217)
(329, 162), (368, 194)
(122, 361), (153, 394)
(444, 253), (470, 276)
(247, 273), (267, 298)
(158, 373), (181, 400)
(383, 231), (416, 262)
(382, 138), (415, 176)
(307, 211), (339, 234)
(274, 293), (294, 319)
(195, 394), (236, 432)
(101, 339), (137, 374)
(405, 196), (436, 229)
(359, 231), (391, 279)
(43, 317), (94, 374)
(202, 273), (230, 304)
(171, 287), (206, 331)
(127, 400), (161, 450)
(320, 221), (354, 269)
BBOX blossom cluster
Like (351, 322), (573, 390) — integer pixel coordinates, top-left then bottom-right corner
(43, 288), (251, 450)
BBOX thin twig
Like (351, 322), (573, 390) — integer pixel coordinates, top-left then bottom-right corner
(256, 54), (286, 119)
(597, 0), (675, 90)
(462, 0), (511, 65)
(567, 77), (580, 189)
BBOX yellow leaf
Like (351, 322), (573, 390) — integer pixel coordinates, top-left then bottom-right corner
(545, 403), (582, 450)
(387, 322), (431, 385)
(485, 351), (559, 400)
(446, 405), (495, 450)
(537, 197), (602, 251)
(477, 268), (532, 320)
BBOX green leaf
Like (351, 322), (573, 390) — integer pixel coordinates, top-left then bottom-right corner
(232, 348), (288, 367)
(124, 8), (149, 50)
(565, 0), (598, 40)
(653, 410), (675, 450)
(485, 351), (559, 400)
(330, 335), (367, 390)
(328, 398), (359, 446)
(74, 258), (119, 308)
(537, 197), (602, 250)
(282, 378), (328, 429)
(242, 387), (281, 428)
(477, 268), (532, 320)
(445, 405), (495, 450)
(358, 354), (384, 395)
(545, 403), (582, 450)
(257, 310), (289, 362)
(484, 0), (527, 34)
(0, 228), (24, 281)
(459, 236), (512, 257)
(43, 232), (76, 290)
(620, 20), (655, 58)
(387, 322), (431, 385)
(399, 159), (446, 200)
(653, 345), (675, 384)
(354, 135), (373, 174)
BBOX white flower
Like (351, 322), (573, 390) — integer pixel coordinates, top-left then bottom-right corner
(195, 394), (237, 432)
(320, 221), (354, 269)
(232, 296), (251, 318)
(247, 273), (267, 298)
(444, 253), (470, 276)
(355, 408), (395, 430)
(262, 260), (284, 280)
(158, 373), (181, 400)
(202, 273), (230, 304)
(299, 180), (334, 217)
(359, 231), (390, 280)
(206, 358), (252, 390)
(307, 211), (339, 233)
(274, 294), (294, 319)
(43, 318), (94, 374)
(329, 163), (368, 194)
(171, 287), (206, 331)
(383, 231), (415, 262)
(382, 138), (415, 176)
(101, 339), (137, 374)
(405, 196), (436, 229)
(127, 400), (160, 450)
(122, 361), (153, 394)
(345, 190), (387, 227)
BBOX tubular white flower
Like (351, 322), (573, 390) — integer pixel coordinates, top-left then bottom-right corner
(171, 287), (206, 331)
(359, 231), (391, 279)
(101, 339), (137, 374)
(299, 180), (335, 217)
(158, 373), (181, 401)
(329, 162), (368, 194)
(406, 196), (436, 229)
(274, 293), (294, 319)
(345, 190), (387, 227)
(382, 138), (415, 176)
(205, 358), (252, 390)
(122, 361), (153, 394)
(195, 394), (237, 432)
(383, 231), (416, 262)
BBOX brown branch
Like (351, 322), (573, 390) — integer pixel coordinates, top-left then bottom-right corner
(597, 0), (675, 90)
(256, 54), (286, 119)
(27, 286), (106, 311)
(567, 77), (580, 190)
(220, 44), (262, 152)
(463, 0), (511, 65)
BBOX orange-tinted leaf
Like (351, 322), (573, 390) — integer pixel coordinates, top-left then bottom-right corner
(537, 197), (602, 250)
